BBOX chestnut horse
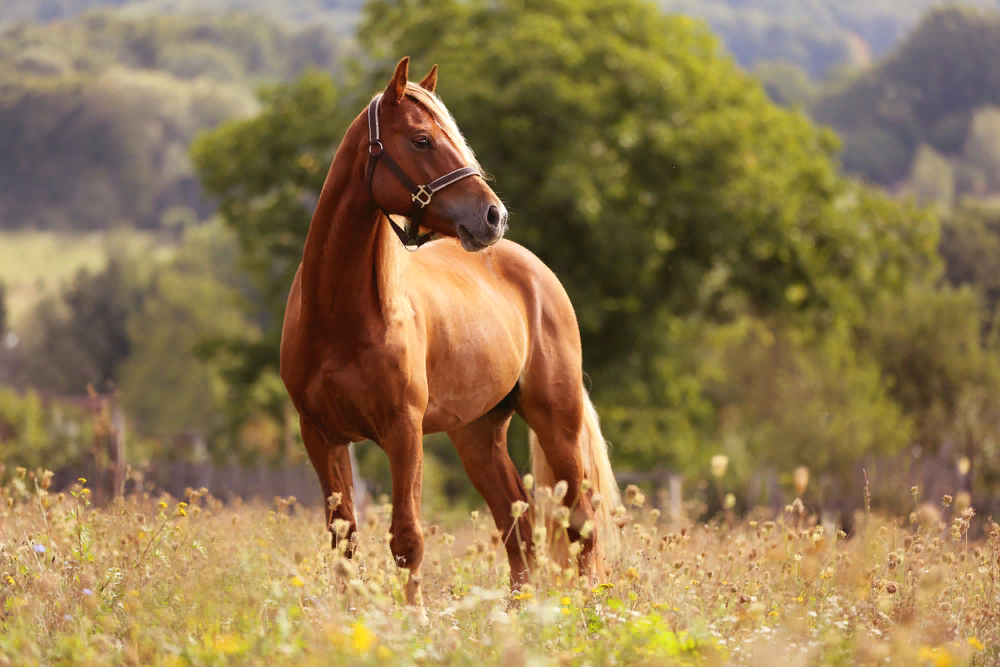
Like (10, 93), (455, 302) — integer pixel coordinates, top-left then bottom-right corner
(280, 57), (621, 606)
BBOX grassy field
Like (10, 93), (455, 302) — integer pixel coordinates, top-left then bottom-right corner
(0, 469), (997, 666)
(0, 231), (163, 327)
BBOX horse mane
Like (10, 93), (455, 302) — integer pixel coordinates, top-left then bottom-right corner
(370, 82), (479, 320)
(374, 83), (484, 175)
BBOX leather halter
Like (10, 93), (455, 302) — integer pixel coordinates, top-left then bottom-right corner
(366, 93), (480, 249)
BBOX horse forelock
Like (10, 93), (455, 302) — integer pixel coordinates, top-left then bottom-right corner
(373, 83), (483, 175)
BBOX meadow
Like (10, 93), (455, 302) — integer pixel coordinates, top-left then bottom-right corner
(1, 465), (997, 666)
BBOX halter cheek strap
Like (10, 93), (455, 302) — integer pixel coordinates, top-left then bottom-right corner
(366, 93), (480, 248)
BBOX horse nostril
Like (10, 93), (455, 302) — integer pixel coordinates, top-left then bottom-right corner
(487, 205), (501, 229)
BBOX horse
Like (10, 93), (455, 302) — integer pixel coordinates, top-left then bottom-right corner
(280, 57), (621, 607)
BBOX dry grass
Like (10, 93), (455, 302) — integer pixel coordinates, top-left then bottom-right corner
(0, 466), (998, 666)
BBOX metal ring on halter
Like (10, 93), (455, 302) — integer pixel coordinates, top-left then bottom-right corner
(368, 140), (383, 157)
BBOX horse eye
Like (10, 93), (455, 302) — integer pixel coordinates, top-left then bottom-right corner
(412, 136), (431, 150)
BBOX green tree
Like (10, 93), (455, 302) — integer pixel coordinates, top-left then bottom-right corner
(194, 0), (938, 478)
(117, 221), (251, 454)
(17, 256), (141, 395)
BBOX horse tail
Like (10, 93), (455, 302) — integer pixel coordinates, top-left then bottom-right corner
(529, 387), (621, 572)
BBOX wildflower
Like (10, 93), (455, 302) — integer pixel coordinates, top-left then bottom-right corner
(724, 493), (736, 510)
(591, 493), (603, 509)
(4, 575), (13, 585)
(332, 519), (351, 539)
(290, 576), (304, 587)
(968, 637), (985, 651)
(376, 646), (392, 659)
(624, 485), (645, 508)
(710, 455), (729, 478)
(77, 478), (86, 484)
(627, 566), (639, 580)
(553, 480), (568, 503)
(175, 507), (187, 517)
(793, 466), (810, 496)
(957, 457), (971, 476)
(490, 529), (503, 548)
(470, 510), (479, 521)
(33, 543), (46, 554)
(334, 558), (357, 579)
(82, 588), (93, 596)
(158, 501), (168, 510)
(580, 479), (591, 493)
(511, 500), (529, 519)
(580, 520), (594, 539)
(326, 492), (342, 512)
(522, 474), (534, 491)
(63, 614), (72, 622)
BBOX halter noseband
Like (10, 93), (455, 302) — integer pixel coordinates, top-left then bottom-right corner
(366, 93), (480, 248)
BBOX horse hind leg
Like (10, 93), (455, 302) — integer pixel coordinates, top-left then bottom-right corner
(516, 378), (621, 580)
(447, 401), (533, 588)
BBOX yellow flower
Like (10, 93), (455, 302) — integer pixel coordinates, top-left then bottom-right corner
(213, 634), (245, 655)
(351, 621), (375, 654)
(290, 576), (304, 588)
(4, 575), (13, 585)
(376, 646), (392, 659)
(561, 596), (572, 605)
(128, 589), (140, 597)
(175, 507), (187, 517)
(917, 647), (952, 667)
(561, 608), (571, 616)
(158, 501), (168, 510)
(514, 591), (533, 601)
(77, 478), (87, 484)
(968, 637), (985, 652)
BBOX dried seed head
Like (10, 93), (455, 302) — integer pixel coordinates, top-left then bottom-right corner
(710, 455), (729, 478)
(553, 480), (568, 503)
(490, 529), (503, 548)
(327, 492), (342, 512)
(511, 501), (529, 519)
(332, 519), (351, 539)
(793, 466), (810, 496)
(523, 474), (534, 491)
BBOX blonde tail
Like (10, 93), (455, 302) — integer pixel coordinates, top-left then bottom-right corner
(529, 388), (621, 574)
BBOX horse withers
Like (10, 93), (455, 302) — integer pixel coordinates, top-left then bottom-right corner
(279, 57), (621, 607)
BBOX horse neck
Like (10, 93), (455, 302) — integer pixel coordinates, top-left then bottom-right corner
(299, 130), (407, 332)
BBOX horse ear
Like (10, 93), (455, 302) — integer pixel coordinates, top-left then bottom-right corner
(384, 56), (409, 106)
(418, 65), (438, 93)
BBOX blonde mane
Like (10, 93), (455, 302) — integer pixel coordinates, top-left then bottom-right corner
(372, 83), (483, 174)
(371, 82), (480, 320)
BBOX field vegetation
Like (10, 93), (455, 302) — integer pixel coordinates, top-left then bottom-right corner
(1, 466), (997, 665)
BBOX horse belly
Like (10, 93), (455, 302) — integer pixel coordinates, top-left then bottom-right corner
(422, 315), (525, 433)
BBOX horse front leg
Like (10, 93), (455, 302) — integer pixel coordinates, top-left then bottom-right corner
(383, 418), (426, 607)
(301, 418), (357, 556)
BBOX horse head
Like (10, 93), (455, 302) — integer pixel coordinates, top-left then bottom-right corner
(367, 57), (508, 251)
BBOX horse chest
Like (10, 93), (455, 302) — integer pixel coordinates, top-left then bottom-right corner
(298, 347), (413, 442)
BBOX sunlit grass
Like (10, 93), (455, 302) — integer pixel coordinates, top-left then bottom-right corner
(0, 465), (997, 666)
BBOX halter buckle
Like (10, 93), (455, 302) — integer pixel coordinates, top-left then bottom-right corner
(368, 140), (383, 157)
(412, 185), (433, 208)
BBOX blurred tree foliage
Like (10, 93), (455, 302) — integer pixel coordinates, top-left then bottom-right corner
(0, 11), (344, 230)
(193, 0), (949, 487)
(16, 255), (142, 395)
(0, 387), (94, 471)
(811, 6), (1000, 196)
(117, 221), (251, 450)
